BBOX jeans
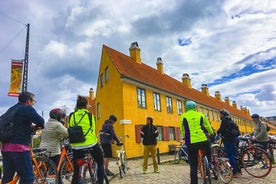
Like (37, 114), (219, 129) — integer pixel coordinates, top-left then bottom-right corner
(223, 141), (238, 174)
(1, 151), (34, 184)
(143, 145), (158, 171)
(71, 144), (105, 184)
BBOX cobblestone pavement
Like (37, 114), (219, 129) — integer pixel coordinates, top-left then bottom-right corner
(107, 154), (276, 184)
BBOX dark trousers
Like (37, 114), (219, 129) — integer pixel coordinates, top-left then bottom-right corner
(187, 141), (209, 184)
(71, 143), (105, 184)
(1, 151), (34, 184)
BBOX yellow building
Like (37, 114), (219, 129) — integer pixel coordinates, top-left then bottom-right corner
(94, 42), (269, 158)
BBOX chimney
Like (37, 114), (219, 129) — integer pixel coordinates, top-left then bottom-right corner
(182, 73), (191, 88)
(232, 101), (237, 109)
(89, 88), (94, 100)
(129, 42), (142, 64)
(156, 57), (164, 74)
(225, 97), (230, 106)
(201, 84), (209, 96)
(215, 91), (221, 101)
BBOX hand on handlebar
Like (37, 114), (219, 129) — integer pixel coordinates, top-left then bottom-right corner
(116, 142), (123, 146)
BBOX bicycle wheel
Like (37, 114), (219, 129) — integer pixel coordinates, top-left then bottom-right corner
(34, 157), (58, 184)
(121, 152), (128, 174)
(216, 158), (232, 184)
(79, 163), (93, 184)
(174, 149), (181, 164)
(118, 153), (125, 178)
(203, 156), (212, 184)
(241, 147), (272, 178)
(59, 159), (74, 184)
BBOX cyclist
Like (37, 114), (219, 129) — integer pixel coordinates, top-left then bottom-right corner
(1, 91), (45, 184)
(39, 108), (68, 166)
(217, 109), (241, 178)
(250, 114), (269, 156)
(180, 100), (214, 184)
(69, 96), (105, 184)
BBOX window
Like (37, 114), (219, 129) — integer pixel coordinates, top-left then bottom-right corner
(166, 96), (173, 113)
(205, 109), (209, 119)
(100, 74), (104, 88)
(97, 103), (100, 119)
(200, 107), (204, 113)
(156, 126), (163, 141)
(169, 127), (175, 140)
(137, 88), (146, 108)
(177, 100), (182, 115)
(210, 110), (214, 120)
(153, 92), (161, 111)
(105, 67), (109, 83)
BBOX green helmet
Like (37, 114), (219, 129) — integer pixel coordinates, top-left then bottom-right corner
(185, 100), (196, 111)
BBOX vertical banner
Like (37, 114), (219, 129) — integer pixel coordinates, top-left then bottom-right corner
(8, 60), (23, 97)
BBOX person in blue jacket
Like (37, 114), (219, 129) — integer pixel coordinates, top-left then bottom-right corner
(1, 91), (44, 184)
(100, 115), (122, 176)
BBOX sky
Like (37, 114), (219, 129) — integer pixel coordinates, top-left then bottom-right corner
(0, 0), (276, 120)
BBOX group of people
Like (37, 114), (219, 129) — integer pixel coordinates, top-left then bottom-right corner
(0, 92), (123, 184)
(0, 91), (270, 184)
(180, 100), (270, 184)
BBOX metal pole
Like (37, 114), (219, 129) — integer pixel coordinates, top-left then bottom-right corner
(22, 23), (30, 92)
(157, 147), (160, 164)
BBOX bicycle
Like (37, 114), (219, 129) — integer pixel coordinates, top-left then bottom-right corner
(267, 135), (276, 166)
(196, 147), (212, 184)
(56, 138), (74, 184)
(76, 147), (109, 184)
(174, 141), (188, 164)
(116, 135), (129, 178)
(211, 138), (233, 184)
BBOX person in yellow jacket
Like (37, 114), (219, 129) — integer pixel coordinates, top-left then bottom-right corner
(180, 101), (214, 184)
(68, 96), (105, 184)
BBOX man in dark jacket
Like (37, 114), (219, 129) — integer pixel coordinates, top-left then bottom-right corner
(100, 114), (121, 176)
(1, 91), (45, 184)
(217, 109), (241, 178)
(140, 117), (159, 174)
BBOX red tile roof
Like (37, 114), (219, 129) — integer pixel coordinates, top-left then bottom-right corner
(103, 45), (251, 120)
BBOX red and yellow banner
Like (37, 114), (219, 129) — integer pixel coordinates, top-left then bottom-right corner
(8, 60), (23, 97)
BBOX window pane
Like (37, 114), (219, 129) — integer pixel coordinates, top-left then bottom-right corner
(156, 126), (163, 141)
(137, 88), (146, 108)
(105, 67), (109, 82)
(169, 127), (175, 140)
(153, 92), (161, 111)
(166, 96), (173, 113)
(177, 100), (182, 114)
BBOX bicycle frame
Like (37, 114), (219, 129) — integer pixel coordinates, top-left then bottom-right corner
(198, 148), (211, 184)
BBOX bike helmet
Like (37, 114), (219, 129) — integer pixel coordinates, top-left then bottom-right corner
(49, 108), (66, 122)
(185, 101), (196, 111)
(219, 109), (230, 117)
(251, 113), (259, 119)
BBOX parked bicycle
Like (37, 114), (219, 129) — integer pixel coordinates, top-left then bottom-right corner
(173, 141), (188, 164)
(116, 135), (129, 178)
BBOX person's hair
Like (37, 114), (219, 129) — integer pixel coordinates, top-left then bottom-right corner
(18, 91), (35, 103)
(185, 100), (196, 111)
(49, 108), (66, 122)
(251, 114), (259, 119)
(109, 114), (117, 122)
(75, 96), (88, 109)
(219, 109), (230, 117)
(147, 117), (153, 124)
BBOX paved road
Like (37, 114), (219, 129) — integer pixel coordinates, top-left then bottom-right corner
(107, 154), (276, 184)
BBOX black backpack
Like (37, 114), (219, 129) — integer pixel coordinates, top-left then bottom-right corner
(228, 120), (240, 137)
(0, 105), (20, 143)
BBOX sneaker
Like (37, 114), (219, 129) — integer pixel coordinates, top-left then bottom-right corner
(154, 170), (159, 173)
(105, 169), (114, 176)
(233, 173), (239, 178)
(143, 170), (147, 174)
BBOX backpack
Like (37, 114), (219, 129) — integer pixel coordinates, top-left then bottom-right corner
(0, 105), (20, 143)
(68, 111), (92, 143)
(228, 120), (240, 137)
